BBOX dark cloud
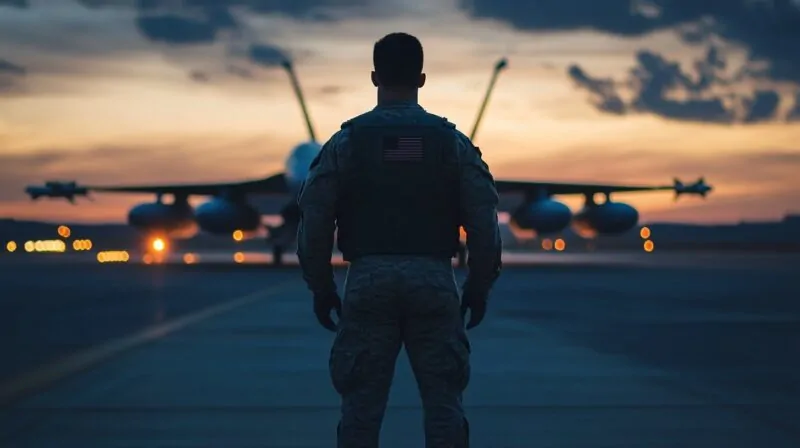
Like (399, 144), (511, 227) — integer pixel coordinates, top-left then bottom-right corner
(0, 58), (26, 92)
(0, 0), (27, 8)
(462, 0), (800, 123)
(0, 0), (364, 85)
(790, 92), (800, 121)
(461, 0), (800, 82)
(567, 65), (626, 114)
(569, 48), (790, 124)
(136, 14), (223, 45)
(82, 0), (366, 46)
(743, 90), (781, 123)
(124, 1), (360, 81)
(0, 58), (25, 75)
(248, 44), (290, 67)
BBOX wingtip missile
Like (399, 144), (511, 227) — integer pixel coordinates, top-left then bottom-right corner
(24, 181), (89, 203)
(673, 177), (712, 201)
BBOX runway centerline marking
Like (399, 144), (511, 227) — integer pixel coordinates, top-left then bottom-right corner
(0, 280), (301, 407)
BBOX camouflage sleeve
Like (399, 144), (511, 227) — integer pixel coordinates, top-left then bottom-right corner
(296, 129), (351, 296)
(454, 130), (502, 292)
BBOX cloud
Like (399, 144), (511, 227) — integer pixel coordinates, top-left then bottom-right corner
(0, 0), (367, 87)
(126, 1), (365, 81)
(461, 0), (800, 82)
(248, 44), (290, 67)
(461, 0), (800, 123)
(0, 58), (26, 92)
(0, 0), (27, 8)
(790, 92), (800, 121)
(136, 14), (226, 45)
(568, 48), (793, 123)
(0, 58), (25, 75)
(567, 65), (626, 114)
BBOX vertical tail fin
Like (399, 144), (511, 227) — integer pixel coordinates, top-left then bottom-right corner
(469, 57), (508, 142)
(281, 60), (317, 142)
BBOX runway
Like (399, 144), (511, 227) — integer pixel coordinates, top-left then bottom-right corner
(1, 252), (798, 447)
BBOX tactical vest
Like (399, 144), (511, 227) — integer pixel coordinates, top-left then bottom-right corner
(336, 109), (461, 262)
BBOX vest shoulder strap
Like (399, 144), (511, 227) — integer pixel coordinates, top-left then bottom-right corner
(341, 111), (374, 129)
(439, 116), (456, 129)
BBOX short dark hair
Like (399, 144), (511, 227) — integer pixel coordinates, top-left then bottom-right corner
(373, 32), (423, 89)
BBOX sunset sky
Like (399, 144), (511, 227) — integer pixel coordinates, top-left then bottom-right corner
(1, 0), (798, 225)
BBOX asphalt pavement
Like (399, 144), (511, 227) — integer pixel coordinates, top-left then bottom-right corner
(0, 251), (798, 447)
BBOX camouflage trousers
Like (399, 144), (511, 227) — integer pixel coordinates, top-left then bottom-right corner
(330, 255), (471, 448)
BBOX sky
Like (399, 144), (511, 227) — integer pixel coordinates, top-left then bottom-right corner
(0, 0), (799, 225)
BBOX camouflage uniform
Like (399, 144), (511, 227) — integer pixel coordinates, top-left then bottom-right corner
(297, 101), (502, 447)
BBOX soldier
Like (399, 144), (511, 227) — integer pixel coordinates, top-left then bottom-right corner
(296, 32), (502, 447)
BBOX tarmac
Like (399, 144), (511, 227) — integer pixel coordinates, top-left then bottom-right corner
(0, 251), (798, 447)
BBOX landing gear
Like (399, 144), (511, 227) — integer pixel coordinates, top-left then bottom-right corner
(456, 244), (467, 268)
(272, 245), (284, 266)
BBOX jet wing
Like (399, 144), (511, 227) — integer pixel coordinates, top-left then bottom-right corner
(27, 173), (290, 200)
(495, 179), (673, 196)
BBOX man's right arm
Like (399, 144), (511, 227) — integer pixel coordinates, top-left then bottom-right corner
(455, 132), (502, 292)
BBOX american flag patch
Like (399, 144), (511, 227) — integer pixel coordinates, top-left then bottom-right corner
(383, 136), (424, 162)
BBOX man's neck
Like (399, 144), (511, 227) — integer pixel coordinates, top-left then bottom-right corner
(377, 87), (418, 106)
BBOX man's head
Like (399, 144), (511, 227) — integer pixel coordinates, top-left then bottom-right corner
(372, 32), (426, 90)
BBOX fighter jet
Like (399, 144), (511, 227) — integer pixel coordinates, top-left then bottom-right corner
(25, 58), (712, 265)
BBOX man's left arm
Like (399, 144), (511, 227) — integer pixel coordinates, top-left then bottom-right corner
(296, 130), (349, 296)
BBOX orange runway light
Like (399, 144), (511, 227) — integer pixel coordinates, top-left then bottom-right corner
(233, 252), (245, 263)
(232, 230), (244, 242)
(151, 238), (166, 252)
(72, 239), (93, 251)
(6, 241), (16, 253)
(57, 225), (71, 238)
(31, 240), (66, 253)
(541, 238), (553, 251)
(97, 251), (130, 263)
(554, 238), (566, 251)
(640, 227), (651, 239)
(183, 253), (197, 264)
(644, 240), (654, 252)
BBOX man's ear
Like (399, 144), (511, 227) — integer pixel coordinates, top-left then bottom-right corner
(371, 71), (379, 87)
(418, 73), (426, 88)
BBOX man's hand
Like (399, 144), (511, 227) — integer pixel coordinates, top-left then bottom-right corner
(313, 291), (342, 332)
(460, 281), (488, 330)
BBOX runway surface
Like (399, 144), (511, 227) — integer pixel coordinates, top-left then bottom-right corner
(1, 252), (798, 447)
